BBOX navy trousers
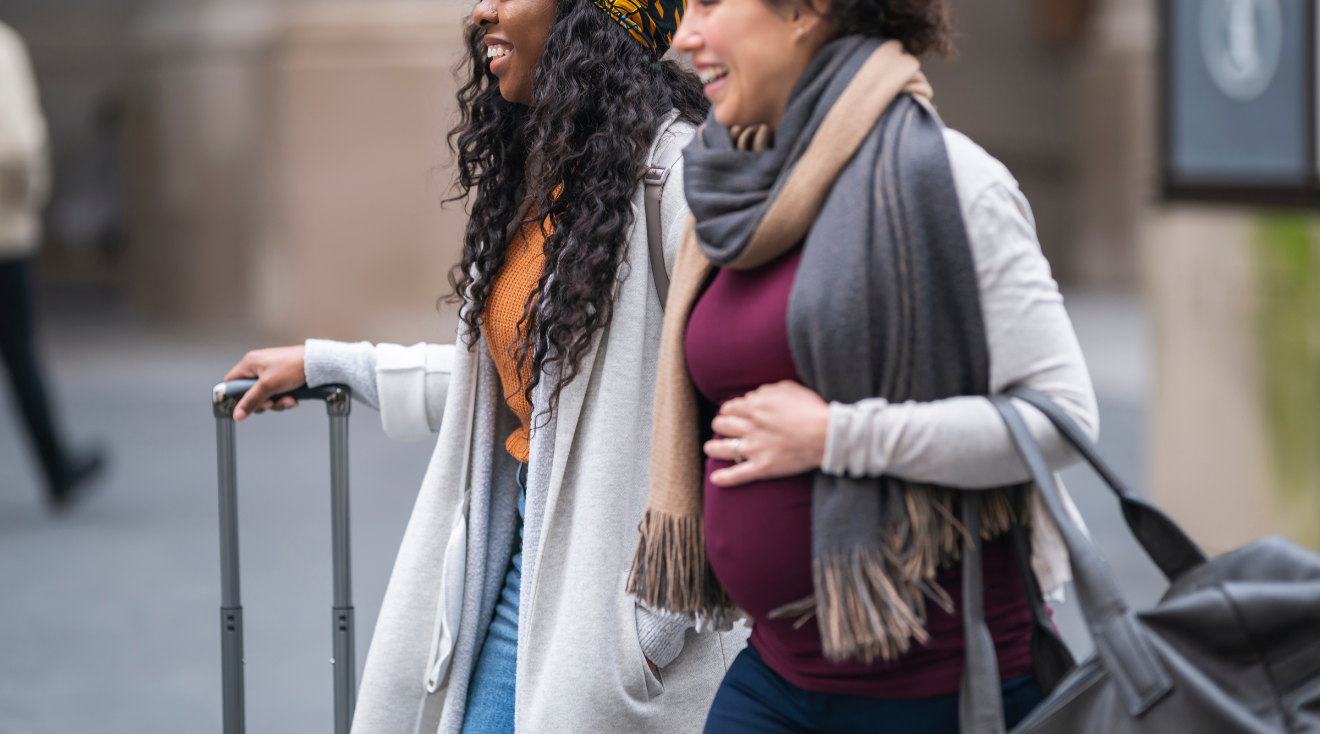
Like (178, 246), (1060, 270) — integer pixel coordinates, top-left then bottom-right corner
(0, 258), (68, 495)
(705, 645), (1044, 734)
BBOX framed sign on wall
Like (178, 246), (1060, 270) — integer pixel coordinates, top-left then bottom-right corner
(1163, 0), (1317, 205)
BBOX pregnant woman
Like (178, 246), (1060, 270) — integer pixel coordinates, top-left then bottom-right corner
(221, 0), (747, 731)
(628, 0), (1098, 731)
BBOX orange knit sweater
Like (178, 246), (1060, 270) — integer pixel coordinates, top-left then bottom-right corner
(483, 216), (548, 462)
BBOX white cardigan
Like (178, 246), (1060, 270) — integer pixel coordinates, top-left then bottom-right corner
(0, 22), (49, 260)
(305, 124), (1097, 732)
(311, 113), (744, 734)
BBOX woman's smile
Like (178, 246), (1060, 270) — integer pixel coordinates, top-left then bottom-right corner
(471, 0), (555, 106)
(695, 61), (730, 98)
(485, 38), (514, 75)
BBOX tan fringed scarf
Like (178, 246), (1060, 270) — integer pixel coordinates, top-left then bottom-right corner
(627, 38), (1028, 664)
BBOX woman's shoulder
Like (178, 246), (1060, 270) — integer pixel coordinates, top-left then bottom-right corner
(652, 110), (697, 163)
(940, 128), (1021, 209)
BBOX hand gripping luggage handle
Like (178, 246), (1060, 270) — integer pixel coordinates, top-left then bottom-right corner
(212, 380), (356, 734)
(213, 378), (350, 409)
(989, 394), (1174, 722)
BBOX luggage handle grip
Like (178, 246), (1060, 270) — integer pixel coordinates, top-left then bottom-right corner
(213, 379), (350, 418)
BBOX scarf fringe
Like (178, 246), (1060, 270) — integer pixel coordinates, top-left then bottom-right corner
(627, 508), (734, 617)
(767, 486), (1026, 664)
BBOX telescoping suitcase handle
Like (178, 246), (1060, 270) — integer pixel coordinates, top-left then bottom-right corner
(212, 380), (356, 734)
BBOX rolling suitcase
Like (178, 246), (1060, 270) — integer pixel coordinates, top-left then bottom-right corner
(211, 380), (357, 734)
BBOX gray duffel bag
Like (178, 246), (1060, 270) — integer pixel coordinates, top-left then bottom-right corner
(957, 387), (1320, 734)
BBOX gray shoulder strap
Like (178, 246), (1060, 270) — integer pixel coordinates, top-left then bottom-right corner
(644, 130), (694, 311)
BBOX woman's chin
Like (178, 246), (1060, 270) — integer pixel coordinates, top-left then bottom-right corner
(714, 107), (766, 131)
(497, 82), (527, 105)
(712, 103), (739, 128)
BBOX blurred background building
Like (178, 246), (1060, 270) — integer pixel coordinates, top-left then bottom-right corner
(0, 0), (1316, 731)
(10, 0), (1307, 550)
(3, 0), (471, 343)
(2, 0), (1143, 329)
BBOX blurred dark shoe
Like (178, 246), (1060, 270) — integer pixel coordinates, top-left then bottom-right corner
(49, 450), (106, 511)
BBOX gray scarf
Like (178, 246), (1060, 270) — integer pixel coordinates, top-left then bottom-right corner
(628, 37), (1019, 662)
(678, 36), (1022, 662)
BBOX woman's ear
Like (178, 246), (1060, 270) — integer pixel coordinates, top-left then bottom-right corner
(791, 0), (831, 41)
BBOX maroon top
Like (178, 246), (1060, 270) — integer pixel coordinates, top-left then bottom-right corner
(685, 247), (1035, 698)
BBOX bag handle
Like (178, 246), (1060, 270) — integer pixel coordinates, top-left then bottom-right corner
(959, 493), (1007, 734)
(1007, 387), (1206, 580)
(644, 130), (693, 310)
(984, 395), (1173, 724)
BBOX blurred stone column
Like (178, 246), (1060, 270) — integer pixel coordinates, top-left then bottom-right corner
(125, 0), (470, 341)
(127, 2), (277, 322)
(1143, 209), (1280, 552)
(1072, 0), (1154, 287)
(254, 2), (468, 344)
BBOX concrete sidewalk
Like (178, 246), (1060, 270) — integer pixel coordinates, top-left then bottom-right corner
(0, 289), (1164, 733)
(0, 293), (437, 734)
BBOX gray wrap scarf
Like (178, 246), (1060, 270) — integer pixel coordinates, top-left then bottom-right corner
(629, 36), (1025, 663)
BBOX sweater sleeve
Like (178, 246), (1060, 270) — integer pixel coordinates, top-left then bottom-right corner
(820, 174), (1098, 488)
(304, 339), (455, 441)
(305, 339), (379, 409)
(635, 602), (693, 669)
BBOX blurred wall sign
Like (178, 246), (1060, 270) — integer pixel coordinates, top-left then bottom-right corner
(1201, 0), (1282, 102)
(1163, 0), (1316, 204)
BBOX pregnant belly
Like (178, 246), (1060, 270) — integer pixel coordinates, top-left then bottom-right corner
(702, 456), (816, 621)
(702, 454), (1038, 697)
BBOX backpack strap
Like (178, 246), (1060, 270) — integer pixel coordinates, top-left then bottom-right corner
(643, 130), (693, 310)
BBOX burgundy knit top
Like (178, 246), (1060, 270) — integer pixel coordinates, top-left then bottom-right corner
(685, 247), (1035, 698)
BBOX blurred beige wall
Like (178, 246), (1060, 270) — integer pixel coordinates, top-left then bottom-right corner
(127, 0), (468, 344)
(254, 3), (467, 344)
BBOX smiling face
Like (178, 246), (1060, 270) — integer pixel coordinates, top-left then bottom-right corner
(672, 0), (830, 129)
(474, 0), (559, 105)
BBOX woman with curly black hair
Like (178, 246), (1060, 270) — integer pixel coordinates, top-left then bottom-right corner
(628, 0), (1098, 732)
(220, 0), (745, 731)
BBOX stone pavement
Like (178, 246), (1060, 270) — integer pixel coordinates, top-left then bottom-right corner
(0, 289), (1163, 733)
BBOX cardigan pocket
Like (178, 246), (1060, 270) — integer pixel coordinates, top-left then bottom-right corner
(623, 575), (666, 700)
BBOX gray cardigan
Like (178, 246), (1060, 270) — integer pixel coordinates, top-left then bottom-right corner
(309, 113), (746, 734)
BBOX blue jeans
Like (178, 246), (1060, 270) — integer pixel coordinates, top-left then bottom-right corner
(705, 646), (1044, 734)
(460, 464), (527, 734)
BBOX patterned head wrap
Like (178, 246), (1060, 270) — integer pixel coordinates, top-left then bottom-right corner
(593, 0), (686, 56)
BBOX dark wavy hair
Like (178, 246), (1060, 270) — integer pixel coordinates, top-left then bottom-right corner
(798, 0), (956, 57)
(446, 0), (707, 421)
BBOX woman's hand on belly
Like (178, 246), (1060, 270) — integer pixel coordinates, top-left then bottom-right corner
(705, 380), (828, 486)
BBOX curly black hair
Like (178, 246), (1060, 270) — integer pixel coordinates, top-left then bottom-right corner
(447, 0), (707, 423)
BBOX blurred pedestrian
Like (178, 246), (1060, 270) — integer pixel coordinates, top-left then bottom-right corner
(221, 0), (747, 730)
(0, 20), (103, 508)
(627, 1), (1099, 732)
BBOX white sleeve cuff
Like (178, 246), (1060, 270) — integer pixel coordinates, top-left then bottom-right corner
(304, 340), (379, 410)
(377, 342), (453, 441)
